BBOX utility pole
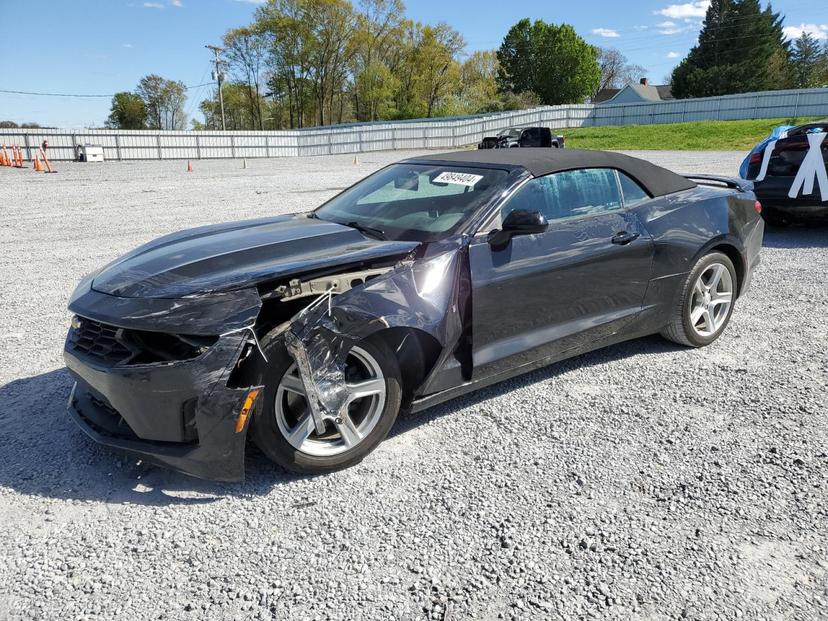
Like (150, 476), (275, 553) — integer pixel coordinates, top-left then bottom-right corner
(205, 44), (227, 131)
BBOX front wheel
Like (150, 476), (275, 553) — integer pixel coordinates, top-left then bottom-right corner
(660, 251), (737, 347)
(251, 334), (402, 474)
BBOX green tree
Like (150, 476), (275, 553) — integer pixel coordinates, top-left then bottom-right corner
(671, 0), (790, 98)
(106, 92), (147, 129)
(497, 19), (600, 105)
(460, 50), (500, 112)
(136, 75), (187, 129)
(350, 0), (408, 121)
(791, 32), (827, 88)
(413, 23), (464, 117)
(223, 27), (268, 130)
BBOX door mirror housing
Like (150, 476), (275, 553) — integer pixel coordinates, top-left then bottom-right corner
(488, 209), (548, 246)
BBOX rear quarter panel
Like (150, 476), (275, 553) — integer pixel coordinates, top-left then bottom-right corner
(628, 185), (762, 331)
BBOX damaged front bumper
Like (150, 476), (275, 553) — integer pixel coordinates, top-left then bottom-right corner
(64, 283), (264, 482)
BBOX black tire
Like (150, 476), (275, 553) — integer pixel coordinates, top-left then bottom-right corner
(251, 331), (402, 474)
(660, 251), (738, 348)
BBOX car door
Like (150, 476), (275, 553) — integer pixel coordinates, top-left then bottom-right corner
(519, 128), (541, 148)
(469, 168), (654, 379)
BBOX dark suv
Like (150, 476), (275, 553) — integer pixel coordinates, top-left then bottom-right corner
(478, 127), (565, 149)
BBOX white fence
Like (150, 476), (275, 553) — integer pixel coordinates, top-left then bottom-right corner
(2, 88), (826, 161)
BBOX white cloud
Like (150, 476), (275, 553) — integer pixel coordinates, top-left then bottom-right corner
(783, 23), (828, 40)
(658, 20), (696, 35)
(667, 51), (680, 58)
(143, 2), (164, 8)
(123, 43), (134, 48)
(634, 25), (649, 31)
(655, 1), (710, 20)
(592, 28), (620, 38)
(171, 0), (183, 5)
(233, 0), (266, 3)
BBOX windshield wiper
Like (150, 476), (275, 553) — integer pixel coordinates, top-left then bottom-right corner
(345, 221), (386, 240)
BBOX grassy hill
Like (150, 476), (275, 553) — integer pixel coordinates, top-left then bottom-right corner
(555, 117), (822, 151)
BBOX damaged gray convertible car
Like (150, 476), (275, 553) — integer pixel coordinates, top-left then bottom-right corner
(64, 149), (763, 480)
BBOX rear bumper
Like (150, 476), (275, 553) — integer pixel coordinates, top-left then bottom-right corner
(64, 332), (260, 482)
(755, 178), (828, 219)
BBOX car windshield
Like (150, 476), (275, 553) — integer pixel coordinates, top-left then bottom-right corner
(498, 128), (522, 138)
(314, 163), (508, 242)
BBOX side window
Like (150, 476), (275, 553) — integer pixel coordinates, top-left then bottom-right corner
(521, 128), (540, 146)
(498, 168), (623, 225)
(618, 172), (651, 207)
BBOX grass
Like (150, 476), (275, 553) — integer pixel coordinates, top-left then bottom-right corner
(555, 117), (822, 151)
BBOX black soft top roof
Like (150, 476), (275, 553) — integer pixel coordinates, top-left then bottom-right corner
(405, 148), (697, 197)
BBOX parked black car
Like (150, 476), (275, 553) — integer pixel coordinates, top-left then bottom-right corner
(740, 119), (828, 225)
(64, 149), (763, 481)
(478, 126), (565, 149)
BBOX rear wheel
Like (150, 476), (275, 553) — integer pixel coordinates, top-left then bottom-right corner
(251, 334), (402, 474)
(661, 251), (737, 347)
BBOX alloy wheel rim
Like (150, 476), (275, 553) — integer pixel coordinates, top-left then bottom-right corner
(689, 262), (733, 337)
(274, 346), (386, 457)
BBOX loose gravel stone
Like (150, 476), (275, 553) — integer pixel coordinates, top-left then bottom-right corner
(0, 150), (825, 620)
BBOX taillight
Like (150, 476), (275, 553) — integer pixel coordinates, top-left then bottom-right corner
(754, 200), (762, 214)
(749, 151), (762, 164)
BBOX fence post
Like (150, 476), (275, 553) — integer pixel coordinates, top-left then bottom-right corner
(230, 134), (236, 159)
(23, 133), (31, 161)
(156, 134), (162, 160)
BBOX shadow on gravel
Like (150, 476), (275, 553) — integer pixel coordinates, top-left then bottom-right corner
(0, 335), (682, 504)
(391, 334), (684, 438)
(762, 223), (828, 249)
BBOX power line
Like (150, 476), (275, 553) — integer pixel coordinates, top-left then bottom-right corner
(0, 82), (216, 98)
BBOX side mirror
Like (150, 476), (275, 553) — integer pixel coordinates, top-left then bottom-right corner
(488, 209), (548, 246)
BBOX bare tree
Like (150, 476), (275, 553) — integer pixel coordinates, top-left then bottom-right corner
(594, 47), (646, 98)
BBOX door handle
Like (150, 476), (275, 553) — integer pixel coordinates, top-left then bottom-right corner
(611, 231), (640, 245)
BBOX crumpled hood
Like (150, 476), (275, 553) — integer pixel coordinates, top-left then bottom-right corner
(91, 214), (419, 298)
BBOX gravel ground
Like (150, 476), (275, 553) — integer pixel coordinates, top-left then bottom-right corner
(0, 150), (826, 620)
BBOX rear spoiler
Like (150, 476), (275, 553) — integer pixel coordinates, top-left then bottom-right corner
(681, 174), (753, 193)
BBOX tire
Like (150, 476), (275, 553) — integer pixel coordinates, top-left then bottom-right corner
(251, 331), (402, 474)
(660, 251), (738, 348)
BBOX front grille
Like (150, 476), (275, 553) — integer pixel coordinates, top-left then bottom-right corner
(68, 318), (133, 365)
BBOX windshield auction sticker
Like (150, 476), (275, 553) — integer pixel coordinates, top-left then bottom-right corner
(433, 172), (483, 187)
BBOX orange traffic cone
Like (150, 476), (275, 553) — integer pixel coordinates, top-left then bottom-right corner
(17, 146), (24, 167)
(187, 160), (193, 172)
(0, 145), (8, 166)
(40, 149), (56, 173)
(33, 153), (43, 171)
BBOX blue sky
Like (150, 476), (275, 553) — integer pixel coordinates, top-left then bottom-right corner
(1, 0), (825, 128)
